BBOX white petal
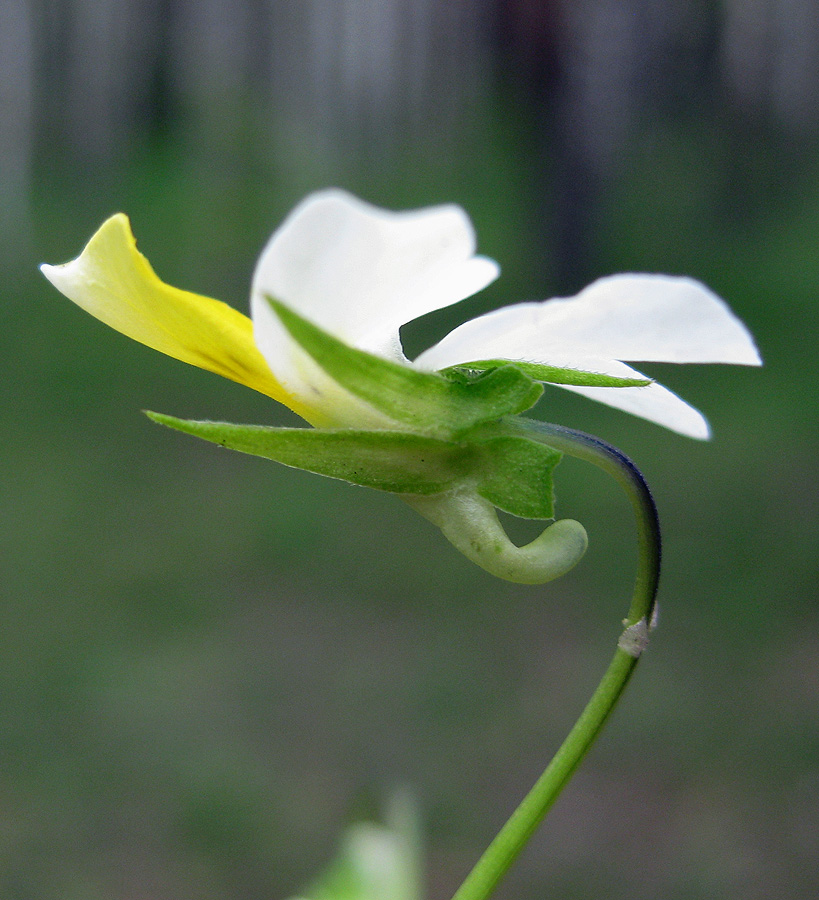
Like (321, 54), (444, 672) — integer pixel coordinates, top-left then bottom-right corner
(534, 355), (712, 440)
(417, 273), (761, 370)
(556, 378), (712, 440)
(250, 189), (498, 424)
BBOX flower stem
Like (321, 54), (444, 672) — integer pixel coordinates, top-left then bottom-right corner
(450, 420), (661, 900)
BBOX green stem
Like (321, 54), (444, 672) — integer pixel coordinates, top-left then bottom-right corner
(450, 420), (661, 900)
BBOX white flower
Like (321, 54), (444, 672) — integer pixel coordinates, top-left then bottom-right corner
(41, 190), (763, 584)
(41, 188), (761, 439)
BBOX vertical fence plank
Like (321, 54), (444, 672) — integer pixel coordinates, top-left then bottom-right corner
(0, 0), (34, 254)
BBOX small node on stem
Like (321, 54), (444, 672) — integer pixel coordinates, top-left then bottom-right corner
(618, 618), (650, 658)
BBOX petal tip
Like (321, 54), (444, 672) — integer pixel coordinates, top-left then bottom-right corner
(39, 259), (72, 291)
(745, 342), (764, 367)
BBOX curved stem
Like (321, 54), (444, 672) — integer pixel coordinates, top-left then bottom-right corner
(450, 419), (661, 900)
(517, 419), (661, 628)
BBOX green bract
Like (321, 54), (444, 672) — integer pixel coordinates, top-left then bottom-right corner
(288, 794), (422, 900)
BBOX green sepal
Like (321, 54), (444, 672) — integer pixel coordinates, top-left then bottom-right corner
(473, 435), (561, 519)
(269, 298), (543, 437)
(145, 412), (473, 495)
(443, 359), (652, 388)
(147, 412), (563, 517)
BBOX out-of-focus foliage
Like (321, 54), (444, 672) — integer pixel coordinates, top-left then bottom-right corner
(289, 792), (421, 900)
(2, 2), (818, 899)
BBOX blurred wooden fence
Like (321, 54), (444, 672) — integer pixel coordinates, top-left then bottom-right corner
(2, 0), (818, 253)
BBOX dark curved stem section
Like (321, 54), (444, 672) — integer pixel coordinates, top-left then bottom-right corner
(514, 418), (661, 626)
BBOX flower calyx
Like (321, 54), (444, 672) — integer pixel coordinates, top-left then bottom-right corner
(149, 303), (589, 583)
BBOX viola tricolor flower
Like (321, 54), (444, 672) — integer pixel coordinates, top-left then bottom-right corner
(41, 190), (760, 583)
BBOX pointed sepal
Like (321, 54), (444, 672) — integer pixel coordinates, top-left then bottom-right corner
(473, 435), (562, 519)
(443, 359), (651, 388)
(269, 299), (543, 437)
(147, 411), (568, 520)
(146, 412), (474, 495)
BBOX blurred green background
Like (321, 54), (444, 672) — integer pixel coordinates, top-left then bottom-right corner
(2, 3), (818, 899)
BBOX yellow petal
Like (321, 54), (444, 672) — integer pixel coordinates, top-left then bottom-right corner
(41, 213), (305, 413)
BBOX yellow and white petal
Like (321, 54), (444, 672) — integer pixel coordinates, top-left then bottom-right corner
(250, 189), (499, 425)
(41, 214), (302, 412)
